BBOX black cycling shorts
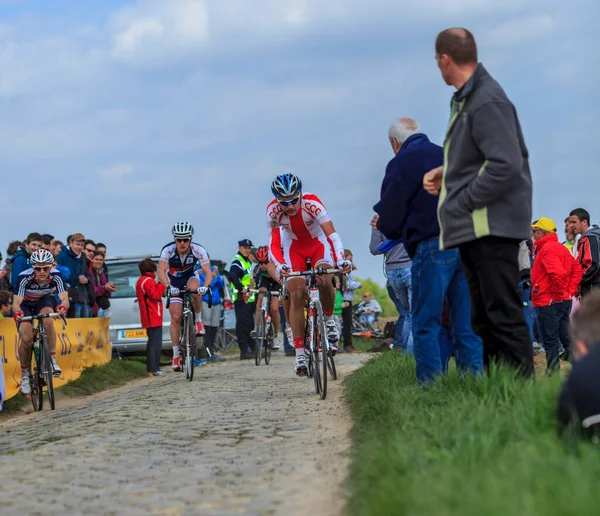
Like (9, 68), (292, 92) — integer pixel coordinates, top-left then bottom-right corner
(21, 297), (54, 319)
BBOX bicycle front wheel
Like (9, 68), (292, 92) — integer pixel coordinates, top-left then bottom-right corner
(185, 315), (195, 381)
(315, 303), (328, 400)
(255, 312), (265, 366)
(30, 352), (42, 412)
(264, 321), (272, 365)
(312, 306), (323, 396)
(41, 338), (55, 410)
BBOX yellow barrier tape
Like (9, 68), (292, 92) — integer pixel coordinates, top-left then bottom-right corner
(1, 318), (111, 401)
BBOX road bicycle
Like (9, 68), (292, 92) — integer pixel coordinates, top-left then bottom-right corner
(283, 267), (339, 400)
(166, 287), (211, 381)
(250, 288), (281, 366)
(21, 312), (67, 411)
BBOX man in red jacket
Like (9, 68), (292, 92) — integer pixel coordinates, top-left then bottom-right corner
(531, 217), (584, 373)
(136, 258), (166, 376)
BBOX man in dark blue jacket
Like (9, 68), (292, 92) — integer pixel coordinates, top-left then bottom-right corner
(56, 233), (93, 318)
(374, 117), (482, 383)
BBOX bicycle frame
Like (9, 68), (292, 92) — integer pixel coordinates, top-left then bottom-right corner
(283, 267), (339, 399)
(20, 312), (66, 411)
(250, 288), (280, 365)
(166, 287), (212, 381)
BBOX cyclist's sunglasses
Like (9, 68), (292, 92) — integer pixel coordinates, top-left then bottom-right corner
(175, 238), (191, 243)
(278, 195), (301, 207)
(33, 266), (51, 272)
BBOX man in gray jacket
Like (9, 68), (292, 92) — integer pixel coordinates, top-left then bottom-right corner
(370, 214), (413, 352)
(424, 28), (534, 377)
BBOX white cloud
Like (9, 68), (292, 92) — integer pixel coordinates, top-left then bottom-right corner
(98, 163), (134, 181)
(109, 0), (209, 62)
(486, 15), (555, 47)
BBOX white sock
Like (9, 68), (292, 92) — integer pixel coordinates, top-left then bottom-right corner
(195, 313), (202, 323)
(295, 348), (305, 357)
(173, 345), (180, 358)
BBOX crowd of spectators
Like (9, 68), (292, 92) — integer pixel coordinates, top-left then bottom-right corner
(0, 232), (114, 319)
(369, 27), (600, 438)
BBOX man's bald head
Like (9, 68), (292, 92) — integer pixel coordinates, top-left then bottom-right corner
(435, 28), (477, 65)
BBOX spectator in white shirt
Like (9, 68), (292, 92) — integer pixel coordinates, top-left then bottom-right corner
(356, 292), (382, 327)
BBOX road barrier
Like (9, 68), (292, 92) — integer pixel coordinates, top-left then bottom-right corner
(1, 318), (111, 401)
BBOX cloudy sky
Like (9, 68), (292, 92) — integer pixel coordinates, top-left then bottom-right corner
(0, 0), (596, 283)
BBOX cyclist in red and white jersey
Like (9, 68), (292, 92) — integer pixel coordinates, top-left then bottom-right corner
(266, 173), (351, 376)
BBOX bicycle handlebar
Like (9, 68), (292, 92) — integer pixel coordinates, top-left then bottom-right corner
(247, 289), (281, 296)
(165, 286), (212, 309)
(285, 267), (341, 278)
(20, 312), (67, 329)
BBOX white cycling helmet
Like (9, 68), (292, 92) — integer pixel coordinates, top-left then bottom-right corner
(30, 249), (54, 266)
(172, 221), (194, 238)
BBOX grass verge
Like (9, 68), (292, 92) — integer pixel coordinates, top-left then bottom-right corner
(344, 352), (600, 516)
(1, 358), (148, 414)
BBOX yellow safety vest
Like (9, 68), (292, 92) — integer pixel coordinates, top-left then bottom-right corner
(230, 254), (256, 303)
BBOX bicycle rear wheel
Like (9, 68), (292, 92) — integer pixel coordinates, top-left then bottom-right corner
(255, 312), (265, 366)
(185, 315), (195, 381)
(41, 338), (55, 410)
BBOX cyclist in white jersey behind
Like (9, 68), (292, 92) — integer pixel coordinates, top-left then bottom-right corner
(266, 173), (351, 376)
(158, 222), (212, 371)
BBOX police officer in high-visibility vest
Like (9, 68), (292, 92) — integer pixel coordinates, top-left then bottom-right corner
(228, 239), (257, 360)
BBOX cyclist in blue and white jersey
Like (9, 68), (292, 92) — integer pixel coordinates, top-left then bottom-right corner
(12, 249), (69, 396)
(158, 221), (212, 371)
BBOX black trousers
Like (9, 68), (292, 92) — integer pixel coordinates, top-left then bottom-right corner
(341, 302), (353, 348)
(235, 301), (255, 355)
(459, 236), (534, 378)
(537, 300), (572, 371)
(204, 326), (218, 353)
(146, 327), (162, 373)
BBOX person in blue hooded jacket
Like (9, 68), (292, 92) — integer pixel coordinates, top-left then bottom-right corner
(9, 232), (43, 291)
(198, 265), (225, 361)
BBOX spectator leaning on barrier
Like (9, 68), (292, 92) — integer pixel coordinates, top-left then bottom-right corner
(83, 240), (96, 265)
(370, 213), (413, 353)
(424, 28), (534, 378)
(340, 249), (361, 353)
(9, 232), (43, 290)
(531, 217), (583, 373)
(568, 208), (600, 297)
(0, 290), (12, 318)
(57, 233), (95, 318)
(4, 241), (22, 281)
(375, 116), (483, 383)
(135, 258), (166, 377)
(89, 251), (116, 317)
(199, 265), (225, 362)
(557, 291), (600, 440)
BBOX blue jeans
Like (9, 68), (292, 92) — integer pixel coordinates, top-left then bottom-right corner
(536, 300), (571, 371)
(386, 268), (413, 353)
(411, 237), (483, 383)
(73, 303), (92, 318)
(359, 313), (376, 326)
(520, 283), (535, 344)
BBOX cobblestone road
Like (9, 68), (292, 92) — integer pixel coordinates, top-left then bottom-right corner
(0, 352), (366, 516)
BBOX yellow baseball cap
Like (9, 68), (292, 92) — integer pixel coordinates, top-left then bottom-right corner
(531, 217), (557, 233)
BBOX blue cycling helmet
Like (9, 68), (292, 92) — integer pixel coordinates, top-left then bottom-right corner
(271, 173), (302, 198)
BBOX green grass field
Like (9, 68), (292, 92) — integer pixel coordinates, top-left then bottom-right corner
(344, 352), (600, 516)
